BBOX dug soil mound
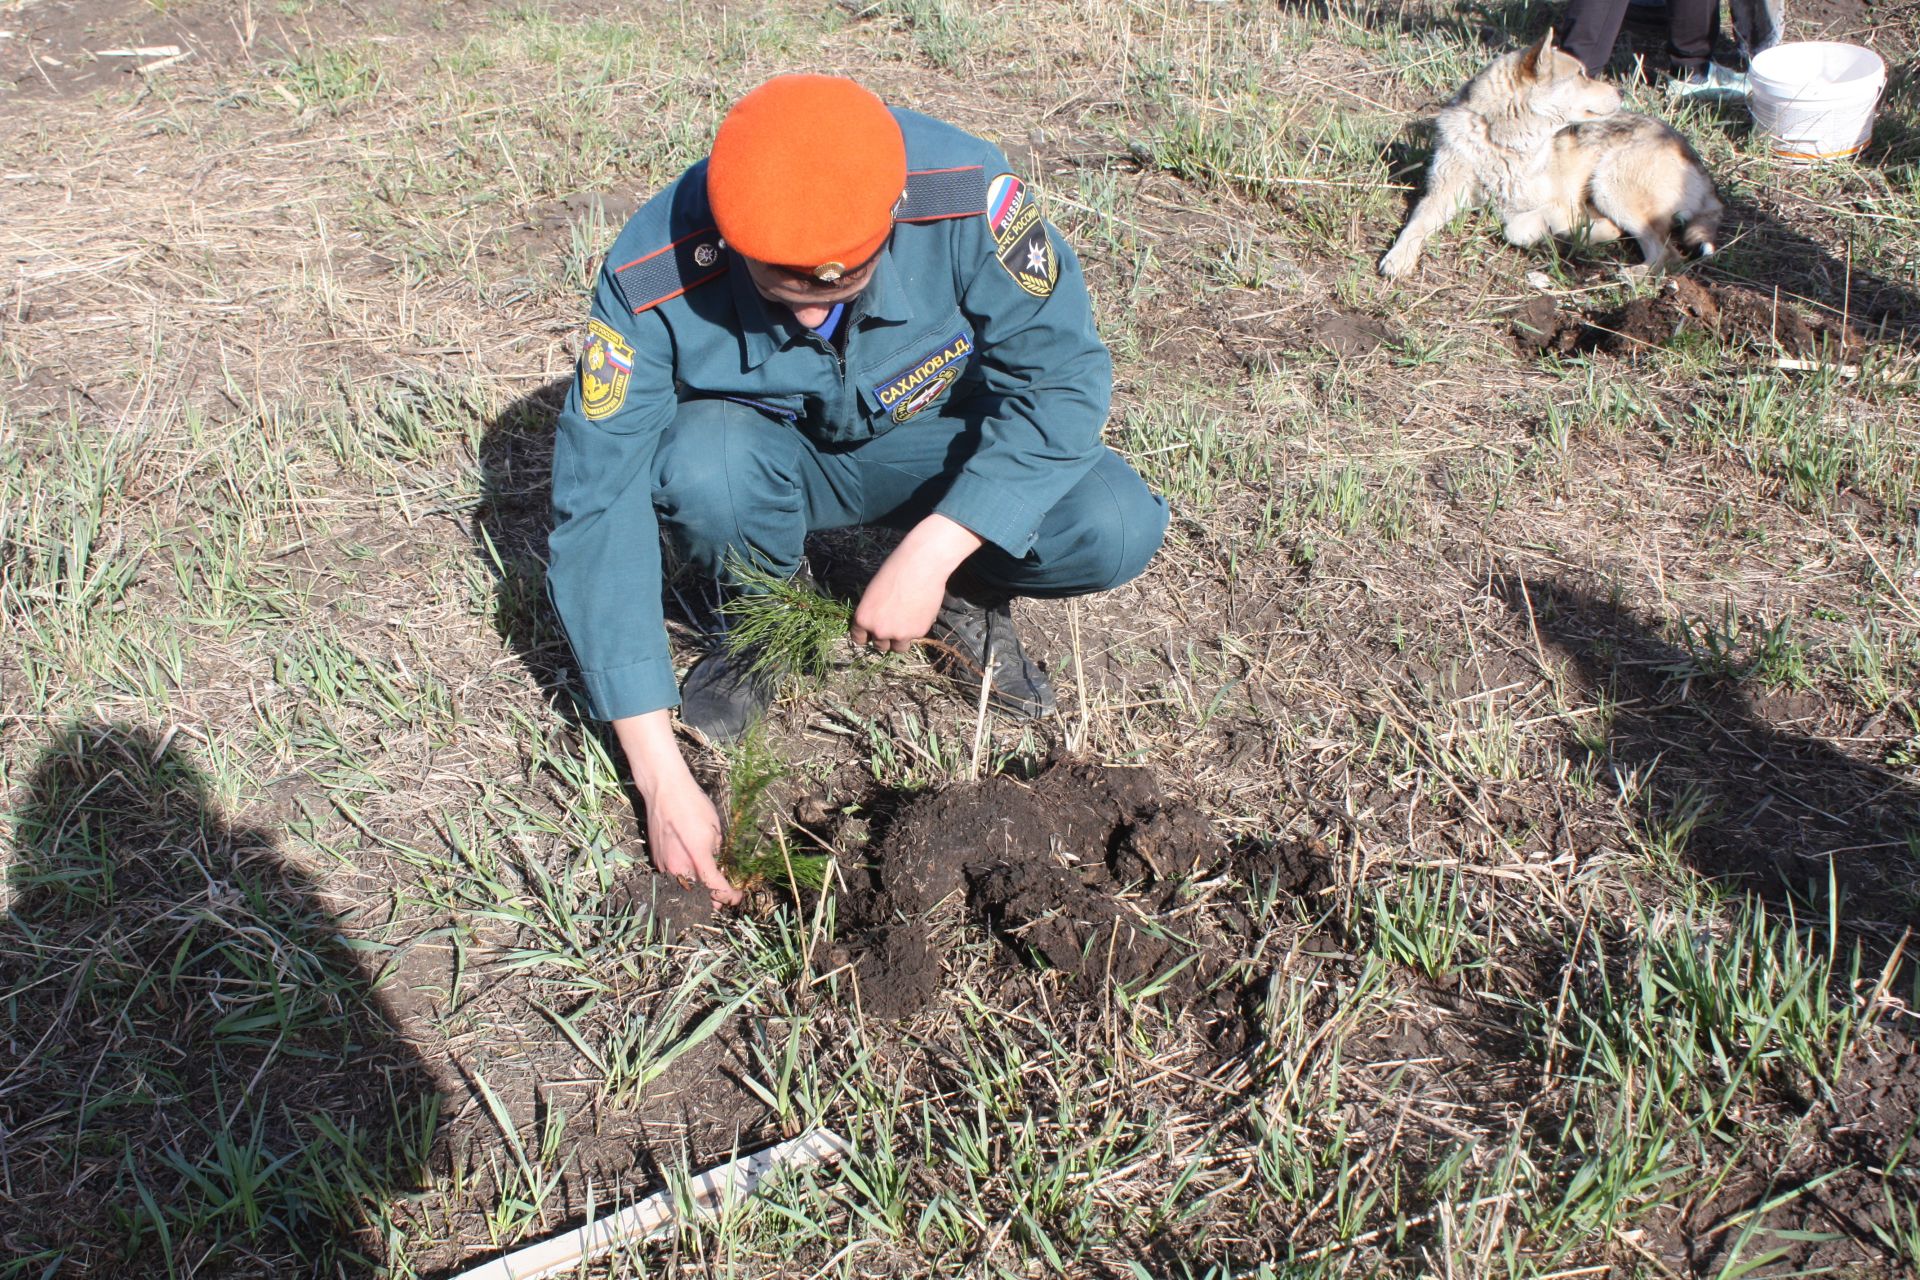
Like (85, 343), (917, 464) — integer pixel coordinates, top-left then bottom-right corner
(1511, 275), (1865, 360)
(836, 763), (1254, 1019)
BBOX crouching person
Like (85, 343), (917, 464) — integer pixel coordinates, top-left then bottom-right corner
(547, 75), (1169, 906)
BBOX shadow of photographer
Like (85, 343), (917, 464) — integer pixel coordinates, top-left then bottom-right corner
(0, 722), (446, 1276)
(1497, 574), (1920, 965)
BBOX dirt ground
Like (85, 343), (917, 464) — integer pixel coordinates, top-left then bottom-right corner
(3, 0), (1920, 1274)
(1510, 275), (1870, 357)
(834, 763), (1232, 1016)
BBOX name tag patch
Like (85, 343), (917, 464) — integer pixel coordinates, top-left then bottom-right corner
(873, 331), (972, 423)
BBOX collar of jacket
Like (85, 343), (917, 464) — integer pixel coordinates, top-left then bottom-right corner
(729, 242), (913, 371)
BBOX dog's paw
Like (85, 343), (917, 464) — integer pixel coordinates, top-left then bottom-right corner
(1377, 247), (1417, 279)
(1501, 212), (1551, 248)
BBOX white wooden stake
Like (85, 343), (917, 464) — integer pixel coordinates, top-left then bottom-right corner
(449, 1128), (852, 1280)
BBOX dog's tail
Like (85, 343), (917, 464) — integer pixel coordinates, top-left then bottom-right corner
(1683, 208), (1722, 257)
(1681, 187), (1724, 258)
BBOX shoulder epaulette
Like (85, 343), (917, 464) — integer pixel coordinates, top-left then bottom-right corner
(612, 227), (728, 314)
(896, 165), (988, 223)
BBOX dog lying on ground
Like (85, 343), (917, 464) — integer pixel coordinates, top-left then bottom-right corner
(1379, 32), (1723, 279)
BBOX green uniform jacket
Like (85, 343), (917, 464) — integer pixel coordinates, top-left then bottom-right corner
(548, 108), (1113, 721)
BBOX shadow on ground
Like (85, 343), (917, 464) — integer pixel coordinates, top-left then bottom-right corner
(1498, 575), (1920, 960)
(0, 722), (445, 1276)
(1709, 196), (1920, 342)
(474, 377), (583, 722)
(1285, 0), (1552, 49)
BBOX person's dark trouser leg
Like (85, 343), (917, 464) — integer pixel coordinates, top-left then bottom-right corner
(1560, 0), (1633, 76)
(946, 449), (1166, 716)
(652, 398), (857, 585)
(651, 408), (1170, 728)
(1726, 0), (1780, 56)
(963, 449), (1169, 599)
(657, 404), (1170, 603)
(847, 419), (1167, 714)
(652, 399), (860, 741)
(1666, 0), (1720, 71)
(844, 415), (1168, 599)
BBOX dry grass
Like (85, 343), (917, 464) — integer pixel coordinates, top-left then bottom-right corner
(3, 0), (1920, 1274)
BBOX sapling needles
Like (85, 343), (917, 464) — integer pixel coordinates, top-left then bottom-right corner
(718, 555), (852, 680)
(720, 726), (829, 891)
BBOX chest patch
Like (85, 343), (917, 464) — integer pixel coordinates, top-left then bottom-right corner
(986, 173), (1058, 299)
(873, 331), (972, 423)
(580, 318), (634, 421)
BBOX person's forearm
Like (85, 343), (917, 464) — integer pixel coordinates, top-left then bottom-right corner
(850, 513), (984, 651)
(612, 709), (693, 802)
(898, 511), (985, 580)
(613, 707), (739, 905)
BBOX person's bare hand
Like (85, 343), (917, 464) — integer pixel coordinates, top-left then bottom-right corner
(644, 772), (741, 909)
(850, 513), (984, 653)
(851, 549), (948, 653)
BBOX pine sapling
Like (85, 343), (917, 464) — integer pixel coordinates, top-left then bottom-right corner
(718, 554), (853, 680)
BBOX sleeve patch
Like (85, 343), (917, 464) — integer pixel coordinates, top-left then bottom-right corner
(580, 318), (634, 421)
(896, 165), (987, 223)
(987, 173), (1057, 298)
(613, 228), (727, 314)
(985, 173), (1027, 234)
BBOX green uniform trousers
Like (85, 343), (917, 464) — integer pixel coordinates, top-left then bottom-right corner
(653, 398), (1168, 598)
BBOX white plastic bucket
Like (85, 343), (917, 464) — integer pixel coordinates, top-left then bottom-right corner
(1748, 41), (1887, 160)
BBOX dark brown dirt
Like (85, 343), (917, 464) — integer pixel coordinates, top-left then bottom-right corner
(0, 0), (353, 98)
(1512, 275), (1867, 359)
(1631, 1028), (1920, 1272)
(608, 868), (717, 941)
(1790, 0), (1876, 41)
(0, 0), (510, 98)
(1792, 1032), (1920, 1267)
(1, 0), (227, 97)
(1508, 293), (1565, 355)
(490, 190), (646, 272)
(1824, 1028), (1920, 1172)
(837, 763), (1239, 1018)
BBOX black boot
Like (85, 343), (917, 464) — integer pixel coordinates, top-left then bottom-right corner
(678, 557), (820, 744)
(678, 646), (779, 744)
(927, 586), (1056, 719)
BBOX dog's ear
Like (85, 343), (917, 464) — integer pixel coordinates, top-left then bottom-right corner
(1518, 31), (1552, 79)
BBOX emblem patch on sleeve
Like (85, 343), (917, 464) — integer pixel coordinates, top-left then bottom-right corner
(580, 318), (634, 421)
(873, 330), (973, 424)
(985, 173), (1058, 299)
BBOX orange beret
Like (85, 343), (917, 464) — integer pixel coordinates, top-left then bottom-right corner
(707, 75), (907, 274)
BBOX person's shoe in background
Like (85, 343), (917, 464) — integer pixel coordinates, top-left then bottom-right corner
(1666, 61), (1750, 101)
